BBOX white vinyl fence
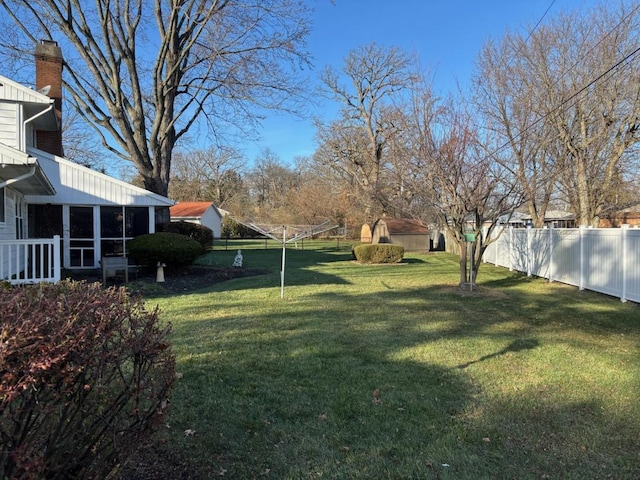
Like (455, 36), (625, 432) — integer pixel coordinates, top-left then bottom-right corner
(484, 226), (640, 303)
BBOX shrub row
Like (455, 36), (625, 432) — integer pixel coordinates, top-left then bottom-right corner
(0, 280), (175, 479)
(352, 243), (405, 263)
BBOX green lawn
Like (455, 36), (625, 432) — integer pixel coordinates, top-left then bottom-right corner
(149, 241), (640, 479)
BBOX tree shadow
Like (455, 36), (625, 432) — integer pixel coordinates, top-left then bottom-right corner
(455, 338), (539, 369)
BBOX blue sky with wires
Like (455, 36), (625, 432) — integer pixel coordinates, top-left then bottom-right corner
(243, 0), (606, 166)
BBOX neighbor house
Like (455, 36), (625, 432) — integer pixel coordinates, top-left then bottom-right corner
(599, 205), (640, 228)
(0, 40), (173, 284)
(371, 217), (430, 252)
(169, 201), (224, 238)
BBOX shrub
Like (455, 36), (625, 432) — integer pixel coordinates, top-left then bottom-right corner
(128, 232), (203, 271)
(0, 280), (175, 479)
(161, 221), (213, 250)
(221, 216), (254, 238)
(353, 243), (405, 264)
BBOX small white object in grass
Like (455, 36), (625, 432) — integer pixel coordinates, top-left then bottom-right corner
(233, 249), (243, 267)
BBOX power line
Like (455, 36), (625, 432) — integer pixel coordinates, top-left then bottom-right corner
(481, 4), (640, 162)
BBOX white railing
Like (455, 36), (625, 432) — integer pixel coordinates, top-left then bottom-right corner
(0, 235), (61, 285)
(484, 226), (640, 303)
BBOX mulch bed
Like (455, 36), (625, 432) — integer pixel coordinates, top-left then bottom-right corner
(85, 264), (270, 296)
(128, 264), (269, 296)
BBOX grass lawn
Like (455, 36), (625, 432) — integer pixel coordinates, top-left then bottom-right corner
(147, 240), (640, 479)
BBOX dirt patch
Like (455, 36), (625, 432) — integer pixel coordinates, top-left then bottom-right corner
(430, 283), (510, 299)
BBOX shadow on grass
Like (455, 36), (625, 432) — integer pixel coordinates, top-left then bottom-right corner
(171, 337), (475, 478)
(455, 338), (539, 369)
(161, 251), (640, 478)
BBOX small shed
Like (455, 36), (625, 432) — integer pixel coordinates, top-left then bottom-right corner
(371, 218), (430, 252)
(169, 202), (223, 238)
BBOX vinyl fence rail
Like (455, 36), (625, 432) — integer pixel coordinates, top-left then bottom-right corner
(0, 235), (61, 285)
(483, 225), (640, 303)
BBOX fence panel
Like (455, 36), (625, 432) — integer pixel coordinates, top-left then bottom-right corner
(485, 227), (639, 303)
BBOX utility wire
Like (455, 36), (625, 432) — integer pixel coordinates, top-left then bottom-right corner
(482, 3), (640, 162)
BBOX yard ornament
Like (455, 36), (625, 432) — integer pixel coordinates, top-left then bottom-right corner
(156, 262), (166, 282)
(233, 249), (243, 268)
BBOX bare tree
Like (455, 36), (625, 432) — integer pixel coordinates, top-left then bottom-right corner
(169, 146), (246, 207)
(0, 0), (312, 196)
(245, 149), (300, 222)
(473, 34), (558, 227)
(408, 89), (523, 285)
(317, 43), (414, 221)
(548, 3), (640, 227)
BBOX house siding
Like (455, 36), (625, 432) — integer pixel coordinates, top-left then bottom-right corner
(0, 187), (26, 276)
(0, 103), (18, 149)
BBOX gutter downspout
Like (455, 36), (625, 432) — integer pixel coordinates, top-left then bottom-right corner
(21, 103), (55, 151)
(0, 166), (37, 189)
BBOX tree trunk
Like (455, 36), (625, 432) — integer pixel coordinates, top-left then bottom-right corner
(458, 240), (468, 286)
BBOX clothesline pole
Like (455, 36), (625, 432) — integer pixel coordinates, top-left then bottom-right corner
(280, 226), (286, 299)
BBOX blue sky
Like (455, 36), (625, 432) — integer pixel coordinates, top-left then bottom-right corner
(243, 0), (602, 165)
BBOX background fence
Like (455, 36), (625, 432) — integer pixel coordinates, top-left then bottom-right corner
(483, 226), (640, 303)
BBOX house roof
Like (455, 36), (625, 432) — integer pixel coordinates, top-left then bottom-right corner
(375, 217), (429, 235)
(0, 75), (58, 131)
(24, 147), (174, 206)
(0, 143), (55, 195)
(170, 202), (218, 219)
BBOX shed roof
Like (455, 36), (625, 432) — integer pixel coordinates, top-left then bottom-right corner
(376, 218), (429, 234)
(170, 202), (218, 218)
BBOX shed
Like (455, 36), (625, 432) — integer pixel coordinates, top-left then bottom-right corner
(371, 218), (430, 252)
(170, 201), (223, 238)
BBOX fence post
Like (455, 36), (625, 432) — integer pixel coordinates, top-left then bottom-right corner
(579, 225), (585, 291)
(548, 225), (554, 283)
(621, 225), (628, 303)
(527, 225), (532, 277)
(53, 235), (61, 283)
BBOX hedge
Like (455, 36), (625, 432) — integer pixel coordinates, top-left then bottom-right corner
(352, 243), (405, 264)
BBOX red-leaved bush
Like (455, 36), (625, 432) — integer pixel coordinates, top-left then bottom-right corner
(0, 280), (175, 479)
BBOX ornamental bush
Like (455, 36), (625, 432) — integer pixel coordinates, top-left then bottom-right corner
(0, 280), (175, 479)
(352, 243), (405, 264)
(161, 221), (213, 250)
(127, 232), (203, 271)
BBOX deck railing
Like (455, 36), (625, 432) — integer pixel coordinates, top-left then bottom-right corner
(0, 235), (61, 285)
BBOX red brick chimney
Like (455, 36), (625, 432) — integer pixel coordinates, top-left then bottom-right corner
(35, 39), (64, 157)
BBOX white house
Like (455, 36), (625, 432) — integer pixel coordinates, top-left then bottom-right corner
(169, 201), (224, 238)
(0, 40), (173, 284)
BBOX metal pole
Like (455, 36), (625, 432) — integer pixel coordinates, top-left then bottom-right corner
(280, 226), (286, 299)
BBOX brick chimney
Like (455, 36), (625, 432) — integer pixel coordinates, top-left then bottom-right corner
(35, 39), (64, 157)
